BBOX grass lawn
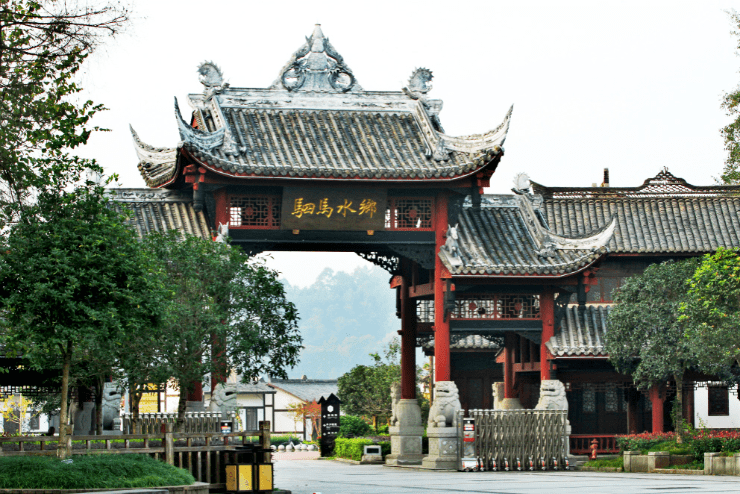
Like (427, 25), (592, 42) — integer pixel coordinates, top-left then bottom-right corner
(583, 457), (624, 469)
(0, 454), (195, 489)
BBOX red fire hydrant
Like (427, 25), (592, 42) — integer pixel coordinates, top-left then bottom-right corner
(590, 439), (599, 460)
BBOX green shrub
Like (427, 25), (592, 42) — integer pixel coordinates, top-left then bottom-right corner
(583, 457), (623, 469)
(334, 437), (373, 461)
(0, 454), (194, 489)
(690, 437), (723, 461)
(379, 441), (391, 457)
(271, 434), (303, 444)
(338, 415), (372, 438)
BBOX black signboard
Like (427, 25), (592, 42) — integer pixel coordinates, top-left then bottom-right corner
(281, 187), (387, 231)
(318, 393), (341, 457)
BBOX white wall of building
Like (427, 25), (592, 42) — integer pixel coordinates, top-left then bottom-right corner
(694, 387), (740, 428)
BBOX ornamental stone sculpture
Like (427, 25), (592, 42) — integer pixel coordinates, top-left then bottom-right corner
(389, 382), (402, 426)
(209, 382), (238, 417)
(428, 381), (461, 428)
(535, 380), (569, 411)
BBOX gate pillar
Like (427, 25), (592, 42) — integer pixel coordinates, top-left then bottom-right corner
(433, 192), (450, 382)
(399, 268), (416, 400)
(540, 288), (555, 381)
(649, 385), (665, 433)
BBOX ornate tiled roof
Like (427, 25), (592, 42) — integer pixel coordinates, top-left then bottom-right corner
(108, 189), (211, 239)
(420, 334), (503, 351)
(546, 305), (611, 357)
(439, 195), (614, 276)
(535, 171), (740, 253)
(533, 168), (740, 198)
(132, 25), (511, 185)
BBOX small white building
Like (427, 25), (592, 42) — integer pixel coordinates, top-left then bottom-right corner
(266, 376), (338, 440)
(694, 385), (740, 429)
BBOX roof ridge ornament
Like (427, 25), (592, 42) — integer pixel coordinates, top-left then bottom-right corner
(198, 61), (229, 100)
(403, 68), (433, 100)
(273, 24), (360, 93)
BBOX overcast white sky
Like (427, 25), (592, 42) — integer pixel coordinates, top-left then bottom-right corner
(76, 0), (740, 286)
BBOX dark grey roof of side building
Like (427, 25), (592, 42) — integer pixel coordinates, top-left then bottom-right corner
(546, 305), (611, 357)
(534, 170), (740, 253)
(108, 188), (211, 239)
(267, 378), (338, 403)
(440, 195), (614, 277)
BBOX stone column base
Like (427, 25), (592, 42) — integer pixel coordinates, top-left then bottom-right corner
(385, 424), (425, 465)
(420, 426), (458, 470)
(497, 398), (524, 410)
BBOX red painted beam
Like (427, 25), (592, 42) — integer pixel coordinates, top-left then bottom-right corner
(434, 192), (451, 382)
(540, 288), (555, 381)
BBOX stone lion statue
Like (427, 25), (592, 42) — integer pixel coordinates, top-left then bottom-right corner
(209, 383), (238, 417)
(389, 382), (402, 426)
(535, 380), (568, 411)
(492, 382), (504, 410)
(428, 381), (461, 428)
(102, 385), (123, 430)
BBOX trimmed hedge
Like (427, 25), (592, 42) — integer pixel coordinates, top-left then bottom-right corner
(338, 415), (373, 438)
(335, 437), (374, 461)
(0, 454), (194, 489)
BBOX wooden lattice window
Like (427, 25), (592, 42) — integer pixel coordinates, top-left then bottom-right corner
(452, 295), (541, 320)
(229, 195), (281, 229)
(386, 197), (434, 230)
(708, 386), (729, 416)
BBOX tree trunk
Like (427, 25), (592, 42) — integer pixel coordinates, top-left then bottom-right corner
(94, 376), (104, 435)
(674, 372), (684, 444)
(58, 342), (72, 459)
(176, 389), (188, 433)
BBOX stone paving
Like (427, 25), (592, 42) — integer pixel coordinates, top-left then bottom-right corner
(274, 459), (740, 494)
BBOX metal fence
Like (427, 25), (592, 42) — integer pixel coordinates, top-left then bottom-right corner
(121, 411), (234, 434)
(457, 409), (569, 471)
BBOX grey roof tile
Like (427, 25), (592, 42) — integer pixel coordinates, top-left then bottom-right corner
(108, 189), (211, 239)
(267, 379), (338, 403)
(546, 305), (611, 357)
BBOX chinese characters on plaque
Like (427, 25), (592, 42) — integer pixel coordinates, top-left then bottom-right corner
(281, 187), (387, 231)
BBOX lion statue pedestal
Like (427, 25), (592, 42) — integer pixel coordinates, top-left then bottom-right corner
(386, 383), (424, 466)
(421, 381), (462, 470)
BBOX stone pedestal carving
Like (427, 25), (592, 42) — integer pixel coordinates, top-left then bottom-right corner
(492, 382), (523, 409)
(534, 379), (571, 456)
(385, 398), (424, 465)
(420, 381), (462, 470)
(421, 426), (458, 470)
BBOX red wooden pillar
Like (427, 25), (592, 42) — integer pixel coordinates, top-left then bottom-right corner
(540, 288), (555, 381)
(210, 188), (230, 393)
(504, 332), (516, 399)
(434, 192), (451, 382)
(214, 188), (229, 230)
(187, 382), (203, 402)
(649, 385), (664, 433)
(400, 271), (417, 400)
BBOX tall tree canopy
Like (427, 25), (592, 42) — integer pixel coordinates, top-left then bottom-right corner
(720, 10), (740, 184)
(606, 258), (703, 431)
(0, 0), (128, 223)
(0, 189), (163, 455)
(139, 232), (302, 430)
(681, 247), (740, 378)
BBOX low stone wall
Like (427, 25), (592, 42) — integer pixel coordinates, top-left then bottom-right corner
(704, 452), (740, 476)
(624, 452), (697, 473)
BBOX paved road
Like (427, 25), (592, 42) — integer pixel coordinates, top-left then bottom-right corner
(274, 460), (740, 494)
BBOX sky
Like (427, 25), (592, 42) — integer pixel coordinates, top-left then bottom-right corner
(76, 0), (740, 287)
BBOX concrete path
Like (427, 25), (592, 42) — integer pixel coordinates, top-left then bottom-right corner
(274, 460), (740, 494)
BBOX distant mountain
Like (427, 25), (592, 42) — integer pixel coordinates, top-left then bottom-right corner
(280, 265), (397, 379)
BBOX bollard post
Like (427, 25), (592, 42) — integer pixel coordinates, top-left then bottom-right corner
(165, 422), (174, 466)
(260, 421), (271, 464)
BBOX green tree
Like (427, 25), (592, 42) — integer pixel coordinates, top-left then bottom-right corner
(337, 338), (429, 428)
(0, 189), (163, 456)
(140, 232), (302, 431)
(681, 247), (740, 378)
(720, 10), (740, 184)
(0, 1), (128, 223)
(605, 258), (702, 435)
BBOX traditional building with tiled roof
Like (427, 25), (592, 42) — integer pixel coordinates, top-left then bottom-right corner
(112, 25), (740, 463)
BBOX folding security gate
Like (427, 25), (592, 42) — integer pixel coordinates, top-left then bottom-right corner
(457, 409), (569, 471)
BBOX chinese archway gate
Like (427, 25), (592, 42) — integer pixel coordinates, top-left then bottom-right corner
(121, 25), (614, 468)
